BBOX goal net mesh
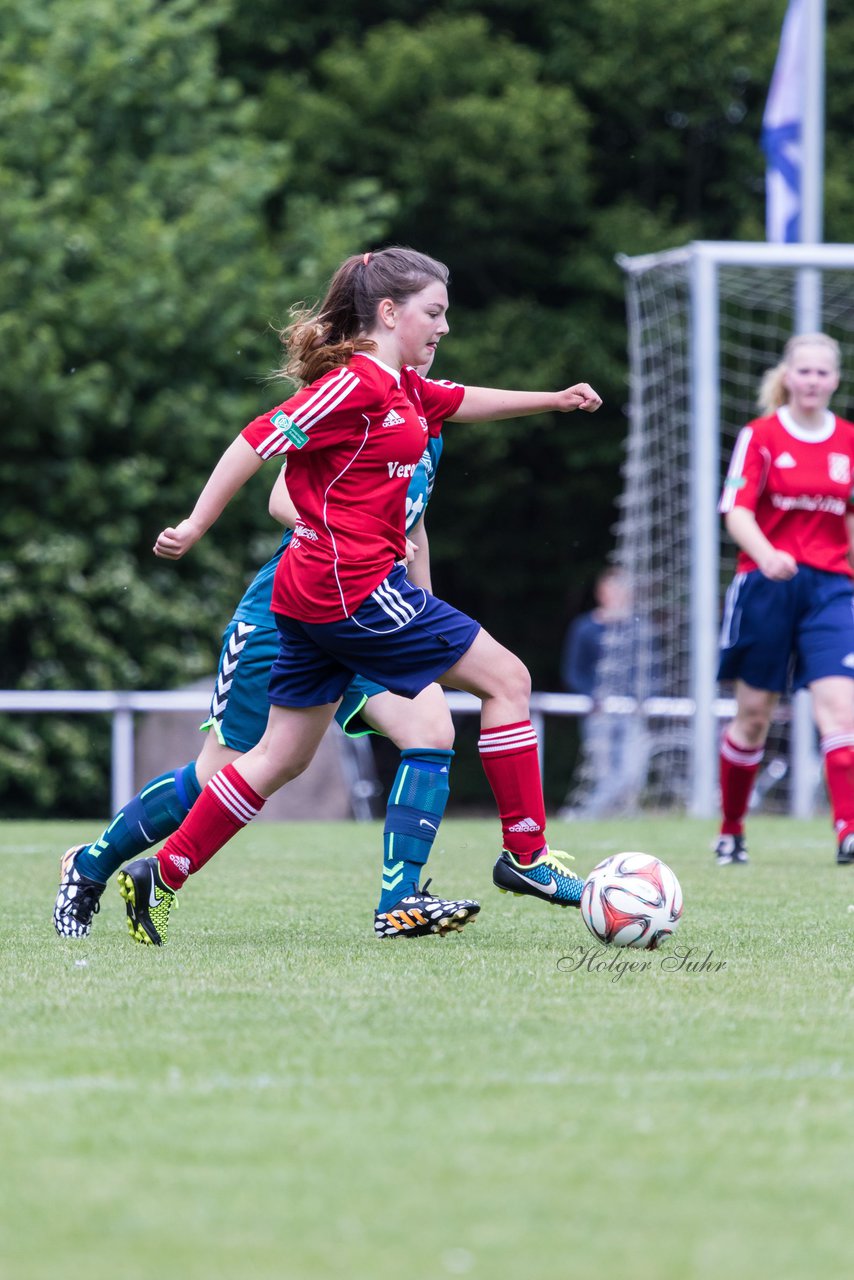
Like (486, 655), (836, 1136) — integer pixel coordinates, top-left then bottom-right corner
(567, 248), (854, 815)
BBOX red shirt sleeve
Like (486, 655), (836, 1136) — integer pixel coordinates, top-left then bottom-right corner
(719, 423), (770, 515)
(405, 370), (465, 437)
(241, 366), (366, 459)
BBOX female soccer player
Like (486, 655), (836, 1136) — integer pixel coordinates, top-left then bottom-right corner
(118, 246), (601, 943)
(716, 332), (854, 866)
(55, 369), (478, 944)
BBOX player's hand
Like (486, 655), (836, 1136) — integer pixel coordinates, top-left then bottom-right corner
(556, 383), (602, 413)
(402, 538), (418, 565)
(153, 519), (203, 560)
(757, 548), (798, 581)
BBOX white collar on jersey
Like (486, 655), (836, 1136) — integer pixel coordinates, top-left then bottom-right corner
(777, 404), (836, 442)
(354, 350), (402, 384)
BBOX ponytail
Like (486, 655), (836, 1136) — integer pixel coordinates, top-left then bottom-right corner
(274, 247), (449, 385)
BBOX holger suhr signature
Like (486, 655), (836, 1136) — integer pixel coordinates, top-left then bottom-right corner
(557, 945), (727, 983)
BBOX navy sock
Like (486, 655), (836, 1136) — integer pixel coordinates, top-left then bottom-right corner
(75, 762), (202, 882)
(378, 749), (453, 911)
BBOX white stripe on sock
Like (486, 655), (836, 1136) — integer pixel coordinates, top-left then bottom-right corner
(210, 773), (259, 825)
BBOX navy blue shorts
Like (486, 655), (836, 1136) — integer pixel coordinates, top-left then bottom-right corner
(268, 563), (481, 708)
(718, 565), (854, 693)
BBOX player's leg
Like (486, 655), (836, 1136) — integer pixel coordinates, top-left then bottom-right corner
(716, 681), (777, 864)
(439, 627), (583, 908)
(57, 621), (277, 939)
(114, 621), (281, 945)
(53, 753), (205, 938)
(797, 569), (854, 864)
(356, 684), (480, 938)
(295, 571), (579, 908)
(716, 572), (797, 864)
(810, 676), (854, 863)
(120, 702), (336, 945)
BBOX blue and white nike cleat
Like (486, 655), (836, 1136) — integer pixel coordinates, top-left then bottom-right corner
(493, 847), (583, 908)
(117, 856), (178, 946)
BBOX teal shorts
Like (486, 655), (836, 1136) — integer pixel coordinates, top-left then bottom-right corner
(334, 673), (388, 737)
(200, 619), (280, 753)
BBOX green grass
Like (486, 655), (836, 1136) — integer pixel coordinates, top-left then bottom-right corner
(2, 816), (853, 1280)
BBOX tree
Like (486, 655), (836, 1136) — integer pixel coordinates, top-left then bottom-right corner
(0, 0), (389, 812)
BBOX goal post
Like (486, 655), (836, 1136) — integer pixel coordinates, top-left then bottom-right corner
(575, 240), (854, 818)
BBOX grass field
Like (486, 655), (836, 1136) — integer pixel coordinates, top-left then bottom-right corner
(1, 815), (852, 1280)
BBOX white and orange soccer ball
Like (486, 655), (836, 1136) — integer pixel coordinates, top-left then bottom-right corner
(580, 852), (683, 950)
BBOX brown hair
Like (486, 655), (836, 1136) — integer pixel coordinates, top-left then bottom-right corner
(276, 247), (450, 385)
(757, 332), (841, 414)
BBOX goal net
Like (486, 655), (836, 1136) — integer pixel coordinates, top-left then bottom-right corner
(567, 242), (854, 817)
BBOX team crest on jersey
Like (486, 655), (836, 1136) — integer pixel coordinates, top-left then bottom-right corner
(828, 453), (851, 485)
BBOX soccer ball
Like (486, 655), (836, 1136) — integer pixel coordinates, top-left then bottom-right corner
(580, 852), (683, 950)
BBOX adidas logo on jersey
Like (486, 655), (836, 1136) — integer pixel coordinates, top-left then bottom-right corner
(774, 452), (797, 468)
(508, 817), (542, 833)
(381, 409), (407, 428)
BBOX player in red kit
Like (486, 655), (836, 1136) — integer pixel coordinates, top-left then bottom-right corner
(119, 247), (602, 943)
(716, 332), (854, 866)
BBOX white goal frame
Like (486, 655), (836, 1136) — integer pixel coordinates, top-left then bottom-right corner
(618, 240), (854, 817)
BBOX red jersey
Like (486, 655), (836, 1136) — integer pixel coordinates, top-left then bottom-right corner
(719, 407), (854, 576)
(241, 353), (465, 621)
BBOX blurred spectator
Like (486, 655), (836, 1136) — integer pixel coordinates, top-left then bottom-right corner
(558, 567), (647, 818)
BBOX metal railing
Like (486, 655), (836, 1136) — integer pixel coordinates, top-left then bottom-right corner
(0, 688), (742, 817)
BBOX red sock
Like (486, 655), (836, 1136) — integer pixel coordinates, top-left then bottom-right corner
(820, 735), (854, 842)
(719, 733), (763, 836)
(478, 721), (546, 862)
(156, 763), (265, 889)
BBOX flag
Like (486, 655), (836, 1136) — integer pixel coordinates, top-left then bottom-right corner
(761, 0), (807, 243)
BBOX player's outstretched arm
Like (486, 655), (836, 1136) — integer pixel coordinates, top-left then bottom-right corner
(154, 436), (264, 560)
(448, 383), (602, 422)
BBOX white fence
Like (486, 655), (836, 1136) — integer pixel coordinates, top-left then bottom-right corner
(0, 689), (748, 818)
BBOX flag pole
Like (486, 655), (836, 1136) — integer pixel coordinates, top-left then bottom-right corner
(792, 0), (826, 820)
(799, 0), (825, 246)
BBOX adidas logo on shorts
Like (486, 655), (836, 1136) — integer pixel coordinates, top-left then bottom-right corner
(381, 409), (407, 428)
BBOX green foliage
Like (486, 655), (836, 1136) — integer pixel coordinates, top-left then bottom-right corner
(0, 0), (389, 813)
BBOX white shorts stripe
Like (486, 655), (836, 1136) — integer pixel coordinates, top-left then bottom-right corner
(719, 573), (746, 649)
(372, 579), (417, 626)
